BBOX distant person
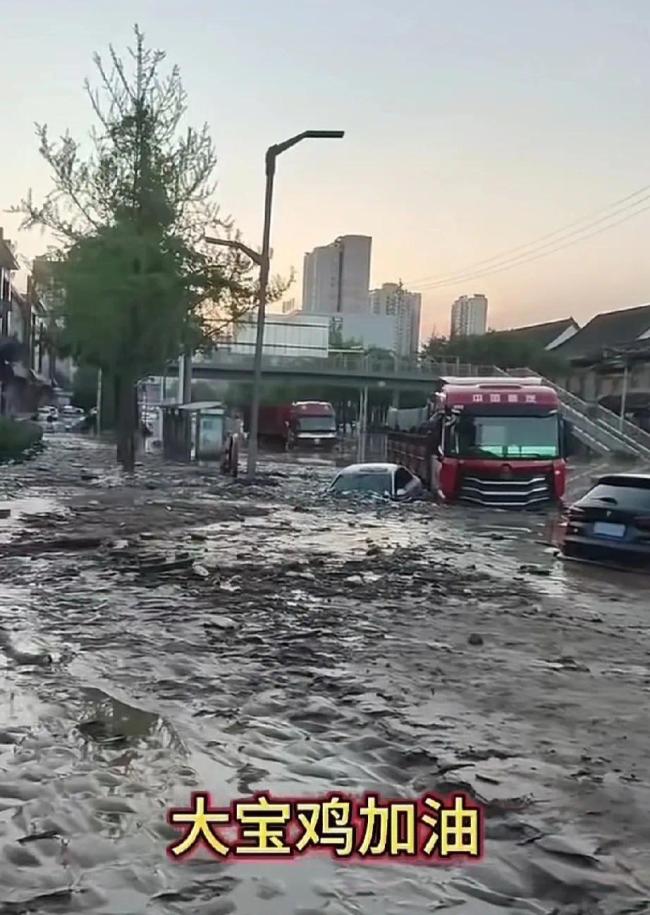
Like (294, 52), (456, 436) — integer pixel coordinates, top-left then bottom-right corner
(221, 418), (242, 478)
(221, 433), (236, 477)
(85, 408), (97, 434)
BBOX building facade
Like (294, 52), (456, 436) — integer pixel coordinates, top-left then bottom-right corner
(329, 313), (396, 351)
(370, 282), (422, 356)
(229, 313), (329, 359)
(31, 256), (76, 391)
(450, 294), (488, 337)
(302, 235), (372, 314)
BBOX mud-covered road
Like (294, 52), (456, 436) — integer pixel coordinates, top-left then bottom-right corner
(1, 436), (649, 914)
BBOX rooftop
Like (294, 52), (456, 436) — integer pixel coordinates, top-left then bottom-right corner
(490, 317), (578, 349)
(557, 303), (650, 359)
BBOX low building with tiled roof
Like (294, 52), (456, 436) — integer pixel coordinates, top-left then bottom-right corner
(490, 317), (579, 351)
(554, 303), (650, 428)
(555, 303), (650, 360)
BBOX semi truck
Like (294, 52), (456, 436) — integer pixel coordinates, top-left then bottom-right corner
(257, 401), (337, 450)
(386, 377), (573, 508)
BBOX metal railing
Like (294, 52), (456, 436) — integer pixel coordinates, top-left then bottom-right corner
(193, 348), (505, 380)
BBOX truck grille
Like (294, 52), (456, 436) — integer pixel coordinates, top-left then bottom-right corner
(458, 470), (553, 508)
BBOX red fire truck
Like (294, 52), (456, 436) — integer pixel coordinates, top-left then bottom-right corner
(257, 401), (337, 450)
(386, 377), (573, 508)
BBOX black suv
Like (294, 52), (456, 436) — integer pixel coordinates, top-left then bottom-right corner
(562, 473), (650, 565)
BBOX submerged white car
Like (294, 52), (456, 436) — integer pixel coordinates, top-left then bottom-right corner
(329, 462), (423, 500)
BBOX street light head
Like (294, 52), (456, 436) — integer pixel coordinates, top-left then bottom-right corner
(304, 130), (345, 139)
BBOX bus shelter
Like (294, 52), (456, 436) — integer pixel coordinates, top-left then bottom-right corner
(161, 401), (227, 462)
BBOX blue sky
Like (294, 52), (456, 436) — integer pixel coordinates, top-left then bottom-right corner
(3, 0), (650, 336)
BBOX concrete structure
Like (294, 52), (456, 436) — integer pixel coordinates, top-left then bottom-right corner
(0, 234), (64, 414)
(450, 294), (488, 337)
(0, 229), (19, 342)
(31, 256), (76, 391)
(230, 313), (329, 359)
(302, 235), (372, 314)
(370, 283), (422, 356)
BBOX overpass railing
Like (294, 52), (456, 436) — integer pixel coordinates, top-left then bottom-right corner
(193, 348), (504, 379)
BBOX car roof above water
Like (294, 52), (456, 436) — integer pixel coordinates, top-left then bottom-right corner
(337, 463), (400, 476)
(594, 473), (650, 488)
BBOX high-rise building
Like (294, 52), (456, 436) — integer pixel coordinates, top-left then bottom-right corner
(302, 235), (371, 314)
(450, 294), (488, 337)
(370, 282), (422, 356)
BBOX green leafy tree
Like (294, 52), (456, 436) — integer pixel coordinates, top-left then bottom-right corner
(422, 331), (568, 378)
(71, 365), (99, 412)
(16, 27), (278, 470)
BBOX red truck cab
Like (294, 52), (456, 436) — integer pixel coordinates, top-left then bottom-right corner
(287, 401), (337, 450)
(388, 378), (572, 508)
(257, 401), (337, 450)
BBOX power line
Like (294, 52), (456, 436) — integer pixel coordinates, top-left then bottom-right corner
(414, 199), (650, 291)
(407, 182), (650, 288)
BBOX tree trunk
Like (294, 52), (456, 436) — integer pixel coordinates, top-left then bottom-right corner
(115, 372), (137, 472)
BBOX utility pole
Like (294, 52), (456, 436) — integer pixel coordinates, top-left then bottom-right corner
(242, 130), (344, 478)
(357, 385), (368, 462)
(96, 367), (103, 435)
(177, 351), (192, 404)
(619, 359), (629, 432)
(182, 351), (192, 404)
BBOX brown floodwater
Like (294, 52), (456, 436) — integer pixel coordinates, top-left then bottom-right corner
(0, 437), (648, 914)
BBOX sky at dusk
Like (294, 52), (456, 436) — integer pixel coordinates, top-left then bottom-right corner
(3, 0), (650, 339)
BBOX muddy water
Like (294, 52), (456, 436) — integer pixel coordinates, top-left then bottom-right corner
(0, 439), (649, 913)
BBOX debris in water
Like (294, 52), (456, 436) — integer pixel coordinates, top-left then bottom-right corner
(519, 564), (552, 576)
(207, 615), (237, 630)
(17, 829), (61, 845)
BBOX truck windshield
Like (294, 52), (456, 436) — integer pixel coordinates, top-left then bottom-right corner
(447, 413), (560, 459)
(297, 416), (336, 433)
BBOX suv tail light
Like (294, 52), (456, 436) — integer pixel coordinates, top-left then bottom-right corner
(634, 515), (650, 530)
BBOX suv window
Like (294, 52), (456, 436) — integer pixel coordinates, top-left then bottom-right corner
(582, 483), (650, 511)
(395, 468), (413, 491)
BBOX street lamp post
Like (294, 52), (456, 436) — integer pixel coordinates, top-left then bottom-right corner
(619, 358), (629, 432)
(246, 130), (344, 477)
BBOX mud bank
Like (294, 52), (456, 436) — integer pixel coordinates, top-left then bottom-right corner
(0, 437), (649, 914)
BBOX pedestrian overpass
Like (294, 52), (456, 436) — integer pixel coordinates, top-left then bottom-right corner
(176, 349), (505, 392)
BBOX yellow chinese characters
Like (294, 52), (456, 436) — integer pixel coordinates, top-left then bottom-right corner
(422, 795), (481, 858)
(294, 796), (354, 856)
(168, 792), (230, 858)
(358, 795), (418, 856)
(234, 794), (292, 855)
(167, 791), (482, 861)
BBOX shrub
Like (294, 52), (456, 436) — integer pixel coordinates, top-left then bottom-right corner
(0, 418), (44, 462)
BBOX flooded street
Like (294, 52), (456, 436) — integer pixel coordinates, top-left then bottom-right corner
(1, 436), (649, 914)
